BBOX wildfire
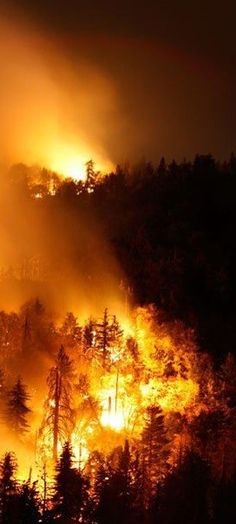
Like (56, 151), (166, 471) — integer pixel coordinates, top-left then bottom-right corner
(48, 144), (91, 182)
(34, 140), (113, 182)
(0, 304), (201, 487)
(100, 396), (125, 431)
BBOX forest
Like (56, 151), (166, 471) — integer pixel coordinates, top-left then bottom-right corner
(0, 155), (236, 523)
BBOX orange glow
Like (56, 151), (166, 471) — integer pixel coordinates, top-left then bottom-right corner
(32, 138), (113, 182)
(0, 303), (202, 489)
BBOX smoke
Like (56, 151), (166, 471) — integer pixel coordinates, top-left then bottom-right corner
(0, 13), (117, 175)
(0, 14), (127, 318)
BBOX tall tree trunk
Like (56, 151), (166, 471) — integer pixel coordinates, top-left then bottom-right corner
(115, 367), (119, 414)
(53, 369), (61, 462)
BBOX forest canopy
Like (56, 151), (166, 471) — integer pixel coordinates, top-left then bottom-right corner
(0, 154), (236, 523)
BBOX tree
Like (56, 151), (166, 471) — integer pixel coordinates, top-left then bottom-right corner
(190, 409), (229, 479)
(94, 459), (112, 524)
(141, 405), (169, 500)
(151, 451), (210, 524)
(60, 313), (81, 351)
(17, 481), (40, 524)
(53, 442), (90, 523)
(83, 318), (96, 356)
(0, 452), (18, 524)
(6, 379), (31, 434)
(95, 442), (134, 524)
(96, 309), (113, 368)
(110, 316), (123, 350)
(114, 440), (133, 523)
(85, 159), (97, 191)
(40, 346), (74, 462)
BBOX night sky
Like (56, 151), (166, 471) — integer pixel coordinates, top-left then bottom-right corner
(2, 0), (236, 162)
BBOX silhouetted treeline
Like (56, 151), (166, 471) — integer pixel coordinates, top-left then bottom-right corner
(1, 442), (236, 523)
(5, 154), (236, 359)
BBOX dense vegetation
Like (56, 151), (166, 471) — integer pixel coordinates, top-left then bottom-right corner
(6, 154), (236, 359)
(0, 155), (236, 523)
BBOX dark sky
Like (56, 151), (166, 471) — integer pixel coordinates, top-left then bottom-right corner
(2, 0), (236, 162)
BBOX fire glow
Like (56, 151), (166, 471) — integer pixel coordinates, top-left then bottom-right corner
(26, 305), (199, 480)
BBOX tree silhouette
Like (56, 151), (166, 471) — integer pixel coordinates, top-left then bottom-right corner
(85, 159), (97, 192)
(142, 405), (169, 500)
(83, 318), (96, 356)
(40, 346), (74, 461)
(17, 481), (40, 524)
(0, 452), (18, 524)
(53, 441), (90, 523)
(151, 451), (210, 524)
(96, 309), (113, 368)
(6, 379), (31, 434)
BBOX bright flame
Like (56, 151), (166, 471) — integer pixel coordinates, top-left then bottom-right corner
(48, 144), (90, 182)
(100, 409), (125, 431)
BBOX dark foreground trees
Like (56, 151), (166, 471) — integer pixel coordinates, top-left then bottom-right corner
(1, 442), (236, 523)
(52, 442), (90, 523)
(0, 452), (40, 524)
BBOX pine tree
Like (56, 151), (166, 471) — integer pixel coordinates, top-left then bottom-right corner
(96, 309), (113, 368)
(94, 461), (112, 524)
(0, 452), (18, 524)
(17, 481), (40, 524)
(141, 405), (169, 500)
(53, 442), (89, 523)
(60, 312), (82, 350)
(83, 318), (96, 356)
(6, 379), (31, 434)
(130, 450), (146, 523)
(85, 159), (97, 192)
(110, 316), (123, 350)
(95, 442), (133, 524)
(40, 346), (74, 462)
(115, 440), (133, 522)
(151, 452), (210, 524)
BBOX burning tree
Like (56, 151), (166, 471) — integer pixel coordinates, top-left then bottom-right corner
(96, 309), (113, 368)
(85, 159), (98, 192)
(40, 346), (75, 462)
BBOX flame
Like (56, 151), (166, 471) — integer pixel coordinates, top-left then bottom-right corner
(1, 305), (202, 488)
(46, 141), (112, 182)
(100, 410), (125, 431)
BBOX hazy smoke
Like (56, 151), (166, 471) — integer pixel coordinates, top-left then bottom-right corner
(0, 14), (128, 318)
(0, 13), (117, 175)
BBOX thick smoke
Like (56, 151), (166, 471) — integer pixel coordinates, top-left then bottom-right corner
(0, 14), (116, 174)
(0, 14), (127, 319)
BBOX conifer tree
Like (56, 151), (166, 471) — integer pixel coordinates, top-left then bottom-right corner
(0, 452), (18, 524)
(83, 318), (96, 356)
(6, 379), (31, 434)
(95, 442), (133, 524)
(110, 316), (123, 350)
(40, 346), (74, 462)
(60, 312), (82, 350)
(85, 159), (97, 192)
(17, 481), (40, 524)
(53, 441), (89, 523)
(141, 405), (169, 499)
(151, 451), (210, 524)
(96, 309), (113, 368)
